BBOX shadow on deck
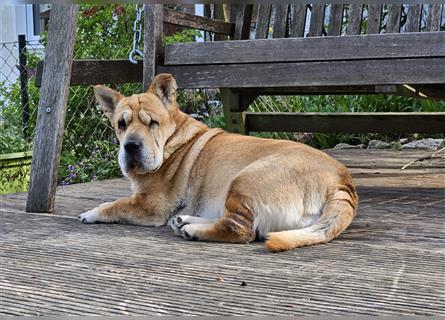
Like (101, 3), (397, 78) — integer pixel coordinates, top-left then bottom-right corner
(1, 150), (444, 315)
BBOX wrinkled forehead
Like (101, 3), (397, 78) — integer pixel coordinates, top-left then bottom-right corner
(114, 93), (167, 121)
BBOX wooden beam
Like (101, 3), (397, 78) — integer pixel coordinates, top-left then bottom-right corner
(272, 4), (289, 38)
(237, 85), (384, 95)
(255, 5), (272, 39)
(35, 60), (142, 86)
(26, 4), (79, 213)
(245, 112), (445, 133)
(233, 5), (253, 40)
(164, 32), (445, 65)
(159, 58), (445, 88)
(366, 4), (382, 34)
(346, 4), (362, 35)
(163, 7), (234, 36)
(290, 4), (307, 37)
(144, 5), (163, 91)
(221, 89), (247, 134)
(327, 4), (343, 36)
(405, 4), (422, 33)
(426, 4), (442, 32)
(386, 5), (402, 33)
(308, 4), (325, 37)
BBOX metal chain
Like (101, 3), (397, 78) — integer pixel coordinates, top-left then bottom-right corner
(129, 4), (144, 64)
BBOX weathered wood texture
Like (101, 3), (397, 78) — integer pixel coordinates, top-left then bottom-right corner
(164, 32), (445, 65)
(272, 4), (289, 38)
(366, 4), (382, 34)
(143, 5), (164, 91)
(386, 5), (402, 33)
(1, 150), (444, 315)
(245, 112), (445, 133)
(163, 7), (234, 36)
(159, 58), (445, 88)
(233, 5), (253, 40)
(26, 4), (78, 213)
(308, 4), (325, 37)
(405, 4), (422, 32)
(426, 4), (443, 31)
(346, 4), (362, 35)
(290, 4), (307, 37)
(255, 5), (272, 39)
(327, 4), (343, 36)
(35, 60), (142, 86)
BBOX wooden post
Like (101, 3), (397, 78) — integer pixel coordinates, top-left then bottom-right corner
(222, 5), (254, 134)
(26, 4), (78, 213)
(221, 89), (247, 135)
(18, 34), (30, 141)
(143, 4), (164, 91)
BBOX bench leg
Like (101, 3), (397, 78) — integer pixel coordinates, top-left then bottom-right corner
(221, 89), (256, 135)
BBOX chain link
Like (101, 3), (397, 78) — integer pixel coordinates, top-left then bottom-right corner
(129, 4), (144, 64)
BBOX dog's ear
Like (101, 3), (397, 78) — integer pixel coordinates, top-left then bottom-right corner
(148, 73), (178, 106)
(93, 85), (124, 120)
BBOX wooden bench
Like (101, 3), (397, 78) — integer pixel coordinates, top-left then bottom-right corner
(29, 4), (445, 212)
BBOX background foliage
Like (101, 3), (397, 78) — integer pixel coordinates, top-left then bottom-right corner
(0, 4), (443, 190)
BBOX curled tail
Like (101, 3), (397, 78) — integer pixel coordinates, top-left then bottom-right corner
(265, 182), (359, 252)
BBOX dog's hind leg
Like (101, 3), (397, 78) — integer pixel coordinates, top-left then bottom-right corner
(176, 191), (256, 243)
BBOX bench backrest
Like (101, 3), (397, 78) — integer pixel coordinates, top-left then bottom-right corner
(248, 4), (443, 40)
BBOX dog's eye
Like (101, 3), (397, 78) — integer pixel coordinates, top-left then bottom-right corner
(150, 120), (159, 129)
(118, 119), (126, 131)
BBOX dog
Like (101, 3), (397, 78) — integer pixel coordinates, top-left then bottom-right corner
(79, 74), (358, 252)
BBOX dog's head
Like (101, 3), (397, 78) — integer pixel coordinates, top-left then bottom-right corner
(94, 74), (179, 176)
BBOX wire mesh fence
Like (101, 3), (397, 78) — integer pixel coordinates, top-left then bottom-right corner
(1, 4), (444, 193)
(0, 38), (142, 187)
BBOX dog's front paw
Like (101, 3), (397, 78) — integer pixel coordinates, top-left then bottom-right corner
(78, 208), (99, 224)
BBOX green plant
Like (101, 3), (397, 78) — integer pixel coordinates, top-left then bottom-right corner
(248, 94), (445, 149)
(163, 29), (201, 45)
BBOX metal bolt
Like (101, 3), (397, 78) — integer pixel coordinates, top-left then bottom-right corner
(45, 107), (51, 113)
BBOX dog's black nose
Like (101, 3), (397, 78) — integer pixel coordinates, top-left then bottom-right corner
(124, 140), (141, 153)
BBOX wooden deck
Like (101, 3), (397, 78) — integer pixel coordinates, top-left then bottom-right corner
(1, 149), (444, 315)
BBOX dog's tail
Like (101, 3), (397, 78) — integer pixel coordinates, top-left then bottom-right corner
(265, 180), (359, 252)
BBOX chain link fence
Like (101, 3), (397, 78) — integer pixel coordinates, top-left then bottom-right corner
(1, 4), (444, 194)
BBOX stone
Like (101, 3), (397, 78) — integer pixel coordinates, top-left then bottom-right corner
(401, 138), (444, 150)
(399, 138), (410, 144)
(334, 143), (365, 150)
(367, 140), (391, 149)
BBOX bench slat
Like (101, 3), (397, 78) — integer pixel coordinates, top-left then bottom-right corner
(327, 4), (344, 36)
(159, 58), (445, 88)
(164, 32), (445, 65)
(255, 5), (272, 39)
(245, 112), (445, 133)
(233, 5), (253, 40)
(426, 4), (442, 31)
(308, 4), (325, 37)
(272, 4), (289, 38)
(346, 4), (362, 35)
(366, 4), (382, 34)
(290, 4), (307, 37)
(405, 5), (422, 32)
(386, 5), (402, 33)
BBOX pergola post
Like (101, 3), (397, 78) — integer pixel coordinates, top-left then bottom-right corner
(26, 4), (79, 213)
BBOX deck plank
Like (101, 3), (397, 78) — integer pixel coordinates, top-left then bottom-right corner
(1, 149), (444, 315)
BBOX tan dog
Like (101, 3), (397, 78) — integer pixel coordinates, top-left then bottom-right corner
(79, 74), (358, 252)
